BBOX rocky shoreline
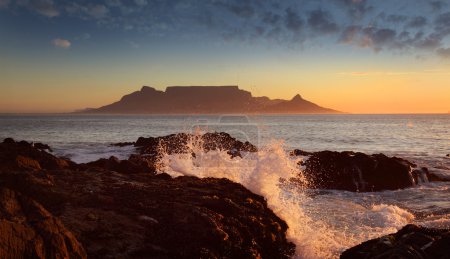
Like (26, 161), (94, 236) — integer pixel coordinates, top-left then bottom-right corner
(0, 133), (449, 258)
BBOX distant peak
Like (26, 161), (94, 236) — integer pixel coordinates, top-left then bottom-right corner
(291, 94), (303, 101)
(141, 86), (156, 92)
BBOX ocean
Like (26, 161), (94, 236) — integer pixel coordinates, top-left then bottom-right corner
(1, 114), (449, 258)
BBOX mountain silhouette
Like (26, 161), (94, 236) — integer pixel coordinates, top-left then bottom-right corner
(80, 85), (340, 114)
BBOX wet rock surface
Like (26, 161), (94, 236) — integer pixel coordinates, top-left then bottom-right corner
(341, 224), (450, 259)
(294, 150), (432, 192)
(0, 138), (294, 258)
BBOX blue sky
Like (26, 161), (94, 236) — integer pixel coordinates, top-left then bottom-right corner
(1, 0), (449, 113)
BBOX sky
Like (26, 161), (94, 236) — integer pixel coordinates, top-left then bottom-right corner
(0, 0), (449, 113)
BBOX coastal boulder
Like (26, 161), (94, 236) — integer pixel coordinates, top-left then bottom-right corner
(299, 150), (419, 192)
(80, 155), (156, 174)
(0, 137), (294, 258)
(134, 132), (257, 156)
(0, 188), (86, 259)
(0, 138), (74, 171)
(341, 224), (450, 259)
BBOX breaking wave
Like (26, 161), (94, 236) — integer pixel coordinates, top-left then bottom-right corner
(156, 131), (415, 258)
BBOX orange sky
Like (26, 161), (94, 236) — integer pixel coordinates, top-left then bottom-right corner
(1, 52), (449, 114)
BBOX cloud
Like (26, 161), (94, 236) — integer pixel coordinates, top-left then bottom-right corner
(217, 2), (255, 19)
(262, 11), (281, 25)
(106, 0), (122, 7)
(307, 9), (339, 34)
(134, 0), (147, 7)
(434, 12), (450, 36)
(437, 47), (450, 58)
(0, 0), (10, 9)
(20, 0), (59, 17)
(75, 33), (91, 40)
(52, 38), (71, 48)
(86, 4), (108, 19)
(284, 7), (303, 33)
(386, 14), (408, 23)
(430, 1), (446, 11)
(407, 16), (427, 28)
(65, 3), (109, 20)
(4, 0), (450, 59)
(335, 0), (372, 19)
(126, 40), (140, 49)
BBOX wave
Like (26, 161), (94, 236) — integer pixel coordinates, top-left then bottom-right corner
(156, 131), (415, 258)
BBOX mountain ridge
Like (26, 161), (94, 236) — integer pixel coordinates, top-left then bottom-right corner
(79, 85), (342, 114)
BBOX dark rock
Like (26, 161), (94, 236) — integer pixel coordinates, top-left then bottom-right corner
(0, 137), (295, 258)
(111, 142), (134, 147)
(411, 167), (431, 184)
(1, 169), (295, 258)
(3, 138), (15, 144)
(0, 188), (86, 259)
(427, 172), (450, 182)
(80, 155), (156, 174)
(135, 132), (257, 158)
(290, 149), (312, 156)
(34, 142), (53, 152)
(298, 150), (418, 192)
(341, 224), (450, 259)
(0, 139), (74, 172)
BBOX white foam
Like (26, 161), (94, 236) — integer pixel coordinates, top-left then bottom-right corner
(156, 132), (415, 258)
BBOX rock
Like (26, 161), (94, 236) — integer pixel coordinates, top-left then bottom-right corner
(427, 172), (450, 182)
(34, 142), (53, 152)
(15, 155), (42, 170)
(290, 149), (312, 156)
(341, 224), (450, 259)
(111, 142), (134, 147)
(80, 155), (156, 174)
(56, 175), (295, 258)
(134, 132), (257, 157)
(299, 151), (418, 192)
(3, 138), (15, 144)
(411, 167), (431, 184)
(0, 137), (294, 258)
(0, 139), (74, 172)
(0, 188), (86, 259)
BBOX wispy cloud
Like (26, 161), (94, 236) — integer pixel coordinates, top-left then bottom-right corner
(65, 3), (109, 20)
(437, 47), (450, 58)
(18, 0), (59, 17)
(134, 0), (147, 7)
(126, 40), (140, 49)
(52, 38), (71, 49)
(0, 0), (10, 9)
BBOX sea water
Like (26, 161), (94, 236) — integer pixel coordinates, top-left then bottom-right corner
(0, 114), (449, 258)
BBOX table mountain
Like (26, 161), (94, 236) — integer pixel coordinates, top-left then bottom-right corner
(81, 85), (340, 114)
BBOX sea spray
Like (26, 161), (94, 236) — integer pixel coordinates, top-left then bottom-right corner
(156, 132), (415, 258)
